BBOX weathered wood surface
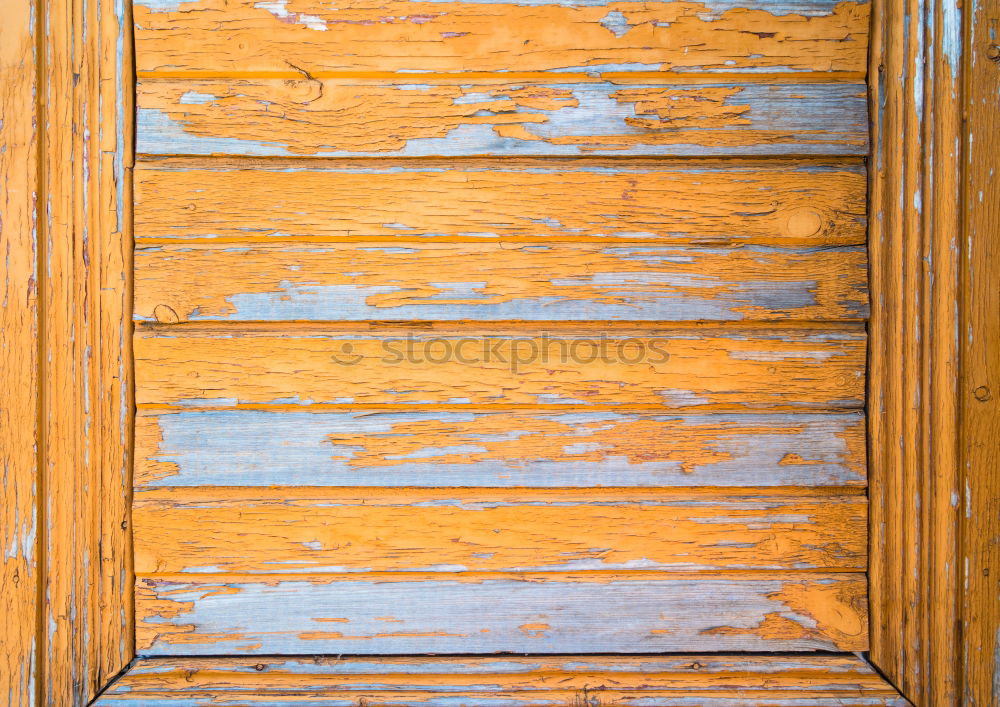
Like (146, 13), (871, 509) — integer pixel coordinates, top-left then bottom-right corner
(17, 0), (136, 703)
(134, 489), (867, 573)
(866, 0), (969, 704)
(134, 160), (868, 246)
(0, 4), (39, 704)
(135, 243), (869, 322)
(129, 0), (874, 674)
(960, 0), (999, 702)
(136, 80), (868, 156)
(134, 326), (865, 409)
(135, 409), (867, 487)
(135, 572), (868, 654)
(134, 0), (870, 76)
(94, 655), (910, 706)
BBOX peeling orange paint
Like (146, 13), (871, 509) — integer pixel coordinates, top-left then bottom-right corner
(133, 327), (866, 409)
(518, 623), (550, 637)
(128, 0), (873, 664)
(137, 79), (867, 156)
(614, 86), (751, 130)
(134, 161), (868, 247)
(133, 489), (867, 574)
(133, 0), (870, 75)
(133, 242), (869, 323)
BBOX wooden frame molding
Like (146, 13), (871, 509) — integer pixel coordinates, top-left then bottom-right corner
(868, 0), (999, 704)
(867, 0), (963, 701)
(1, 0), (134, 704)
(1, 0), (996, 704)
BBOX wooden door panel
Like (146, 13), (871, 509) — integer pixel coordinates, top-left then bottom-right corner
(136, 80), (868, 157)
(132, 0), (871, 658)
(133, 327), (865, 408)
(134, 410), (867, 488)
(136, 574), (868, 654)
(133, 0), (869, 75)
(134, 161), (867, 246)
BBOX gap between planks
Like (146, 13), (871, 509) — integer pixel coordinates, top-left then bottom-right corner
(134, 486), (869, 498)
(137, 403), (865, 413)
(135, 155), (869, 167)
(135, 320), (868, 333)
(136, 71), (868, 82)
(133, 570), (868, 581)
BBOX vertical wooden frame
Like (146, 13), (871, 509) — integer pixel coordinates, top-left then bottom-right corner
(959, 0), (1000, 702)
(868, 0), (999, 703)
(1, 0), (134, 704)
(867, 0), (963, 701)
(1, 0), (996, 704)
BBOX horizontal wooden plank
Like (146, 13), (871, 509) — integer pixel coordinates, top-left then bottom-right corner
(134, 161), (868, 246)
(136, 80), (868, 157)
(133, 326), (866, 409)
(95, 655), (909, 706)
(134, 0), (870, 76)
(135, 409), (867, 487)
(135, 243), (869, 323)
(133, 489), (867, 573)
(134, 573), (869, 654)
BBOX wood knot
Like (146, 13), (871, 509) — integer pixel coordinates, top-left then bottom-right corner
(782, 207), (825, 239)
(986, 44), (1000, 64)
(254, 663), (266, 671)
(153, 304), (181, 324)
(973, 385), (991, 402)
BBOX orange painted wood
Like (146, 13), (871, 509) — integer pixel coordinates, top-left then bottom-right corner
(127, 0), (876, 676)
(865, 0), (983, 704)
(1, 0), (134, 704)
(134, 409), (868, 488)
(133, 325), (865, 409)
(134, 242), (869, 323)
(133, 0), (871, 76)
(960, 0), (1000, 701)
(132, 488), (867, 573)
(93, 655), (910, 706)
(0, 4), (40, 704)
(0, 0), (133, 704)
(134, 572), (869, 653)
(134, 160), (867, 246)
(34, 0), (136, 699)
(135, 78), (868, 157)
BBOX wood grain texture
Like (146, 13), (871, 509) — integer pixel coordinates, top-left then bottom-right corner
(960, 0), (999, 702)
(136, 79), (869, 157)
(133, 0), (870, 76)
(134, 572), (869, 654)
(0, 3), (39, 704)
(134, 325), (866, 409)
(133, 489), (867, 573)
(34, 0), (135, 702)
(93, 655), (909, 706)
(134, 242), (869, 322)
(127, 0), (875, 682)
(134, 160), (868, 246)
(866, 0), (965, 703)
(135, 409), (867, 488)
